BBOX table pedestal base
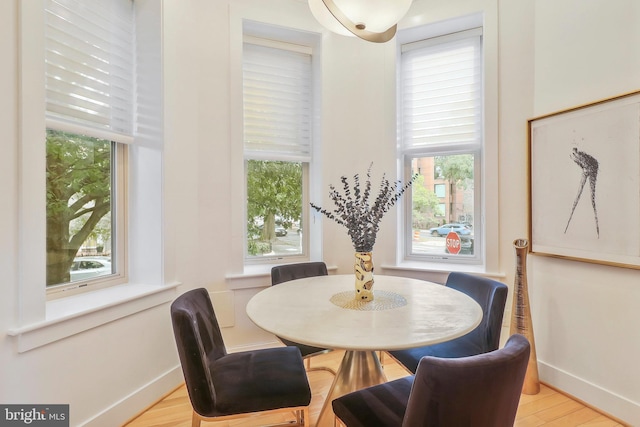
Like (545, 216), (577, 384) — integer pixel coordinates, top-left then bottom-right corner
(316, 350), (387, 427)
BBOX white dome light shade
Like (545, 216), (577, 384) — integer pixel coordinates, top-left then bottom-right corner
(309, 0), (353, 37)
(309, 0), (413, 43)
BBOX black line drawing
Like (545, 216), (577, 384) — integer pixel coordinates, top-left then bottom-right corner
(565, 147), (599, 237)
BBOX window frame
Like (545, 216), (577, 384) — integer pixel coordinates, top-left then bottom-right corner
(240, 25), (317, 266)
(403, 150), (482, 264)
(46, 137), (128, 298)
(11, 0), (167, 352)
(43, 0), (134, 297)
(398, 25), (485, 266)
(243, 160), (310, 264)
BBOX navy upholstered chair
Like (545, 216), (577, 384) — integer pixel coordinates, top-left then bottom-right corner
(388, 271), (508, 373)
(271, 261), (329, 286)
(333, 334), (531, 427)
(170, 288), (311, 427)
(271, 262), (335, 374)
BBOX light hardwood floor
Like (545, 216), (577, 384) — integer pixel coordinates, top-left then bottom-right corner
(125, 350), (626, 427)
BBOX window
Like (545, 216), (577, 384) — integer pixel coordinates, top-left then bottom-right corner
(242, 37), (313, 262)
(400, 28), (482, 263)
(10, 0), (165, 351)
(45, 0), (133, 292)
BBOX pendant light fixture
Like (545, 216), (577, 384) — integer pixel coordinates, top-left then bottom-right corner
(308, 0), (413, 43)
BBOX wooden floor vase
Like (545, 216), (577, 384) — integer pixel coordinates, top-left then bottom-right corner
(510, 238), (540, 394)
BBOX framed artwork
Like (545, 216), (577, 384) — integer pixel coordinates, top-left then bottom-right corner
(528, 90), (640, 268)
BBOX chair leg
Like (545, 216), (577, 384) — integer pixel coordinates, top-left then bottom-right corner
(191, 411), (201, 427)
(303, 407), (310, 426)
(304, 356), (337, 376)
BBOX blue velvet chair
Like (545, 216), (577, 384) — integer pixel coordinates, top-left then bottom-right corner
(333, 334), (531, 427)
(388, 272), (508, 373)
(271, 262), (335, 374)
(171, 288), (311, 427)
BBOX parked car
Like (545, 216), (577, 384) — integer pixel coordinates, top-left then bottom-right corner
(275, 226), (288, 237)
(70, 257), (112, 281)
(429, 223), (472, 237)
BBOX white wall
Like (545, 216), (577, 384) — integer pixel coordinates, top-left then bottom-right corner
(1, 0), (639, 425)
(528, 1), (640, 424)
(318, 33), (399, 273)
(0, 0), (20, 403)
(500, 1), (640, 424)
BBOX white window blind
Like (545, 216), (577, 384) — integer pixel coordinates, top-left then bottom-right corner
(45, 0), (134, 143)
(400, 28), (482, 152)
(243, 41), (312, 162)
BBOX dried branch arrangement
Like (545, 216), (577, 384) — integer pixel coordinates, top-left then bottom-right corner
(311, 164), (417, 252)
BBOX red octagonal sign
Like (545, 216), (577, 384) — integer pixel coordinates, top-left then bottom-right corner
(446, 231), (461, 255)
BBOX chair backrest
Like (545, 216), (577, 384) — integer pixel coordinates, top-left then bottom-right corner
(403, 334), (530, 427)
(271, 261), (328, 285)
(445, 271), (508, 354)
(171, 288), (227, 416)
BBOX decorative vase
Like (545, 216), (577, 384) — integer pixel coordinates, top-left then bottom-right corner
(510, 238), (540, 395)
(354, 252), (374, 301)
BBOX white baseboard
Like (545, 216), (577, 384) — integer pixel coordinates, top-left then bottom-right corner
(77, 342), (282, 426)
(539, 360), (639, 426)
(77, 341), (283, 426)
(80, 366), (184, 427)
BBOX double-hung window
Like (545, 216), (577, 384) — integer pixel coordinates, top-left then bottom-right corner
(400, 28), (483, 264)
(45, 0), (133, 292)
(242, 37), (313, 262)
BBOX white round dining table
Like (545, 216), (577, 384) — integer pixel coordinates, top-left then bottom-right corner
(246, 274), (482, 427)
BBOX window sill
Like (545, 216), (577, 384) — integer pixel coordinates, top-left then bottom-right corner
(225, 263), (338, 289)
(381, 261), (505, 279)
(226, 264), (277, 280)
(7, 282), (180, 353)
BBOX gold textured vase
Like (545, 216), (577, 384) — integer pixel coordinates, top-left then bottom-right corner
(511, 238), (540, 395)
(354, 252), (374, 301)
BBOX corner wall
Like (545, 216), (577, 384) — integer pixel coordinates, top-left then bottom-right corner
(499, 0), (640, 424)
(528, 1), (640, 423)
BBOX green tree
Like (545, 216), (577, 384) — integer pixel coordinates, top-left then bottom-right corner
(246, 160), (302, 254)
(435, 154), (474, 222)
(46, 130), (111, 286)
(69, 213), (111, 253)
(411, 174), (441, 229)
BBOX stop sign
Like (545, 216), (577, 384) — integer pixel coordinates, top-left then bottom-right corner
(446, 231), (462, 255)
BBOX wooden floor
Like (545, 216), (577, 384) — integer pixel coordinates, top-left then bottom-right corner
(125, 350), (625, 427)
